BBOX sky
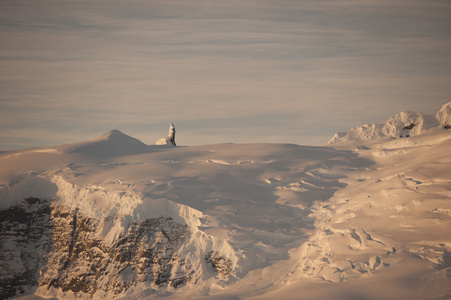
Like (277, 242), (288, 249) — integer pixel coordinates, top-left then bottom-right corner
(1, 0), (451, 150)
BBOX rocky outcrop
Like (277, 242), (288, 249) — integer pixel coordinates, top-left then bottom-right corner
(205, 251), (233, 277)
(0, 198), (193, 299)
(0, 197), (53, 299)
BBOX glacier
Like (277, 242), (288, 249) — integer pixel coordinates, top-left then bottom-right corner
(0, 104), (450, 299)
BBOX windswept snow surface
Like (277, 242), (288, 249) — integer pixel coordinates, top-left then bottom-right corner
(1, 128), (451, 299)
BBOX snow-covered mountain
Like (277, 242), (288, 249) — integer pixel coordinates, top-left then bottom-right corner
(1, 113), (451, 299)
(328, 102), (451, 144)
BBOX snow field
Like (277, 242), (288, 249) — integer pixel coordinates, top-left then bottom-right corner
(1, 121), (450, 299)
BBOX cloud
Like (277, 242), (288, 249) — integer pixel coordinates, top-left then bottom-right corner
(1, 0), (450, 149)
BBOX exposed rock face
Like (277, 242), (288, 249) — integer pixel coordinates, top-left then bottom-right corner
(0, 197), (53, 299)
(205, 251), (232, 276)
(0, 198), (192, 299)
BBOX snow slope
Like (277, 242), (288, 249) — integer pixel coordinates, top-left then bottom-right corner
(1, 125), (451, 299)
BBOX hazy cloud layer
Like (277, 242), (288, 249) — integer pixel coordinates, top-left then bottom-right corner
(1, 0), (451, 149)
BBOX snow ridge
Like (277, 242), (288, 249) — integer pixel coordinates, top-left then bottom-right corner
(56, 130), (151, 158)
(329, 102), (451, 144)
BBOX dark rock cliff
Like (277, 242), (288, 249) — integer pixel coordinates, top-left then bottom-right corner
(0, 198), (193, 299)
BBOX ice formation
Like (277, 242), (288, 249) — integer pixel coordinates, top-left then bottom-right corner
(156, 123), (176, 146)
